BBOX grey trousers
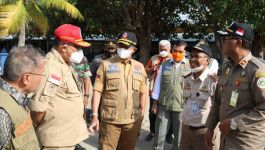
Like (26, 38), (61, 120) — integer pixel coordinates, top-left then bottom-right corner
(153, 107), (182, 150)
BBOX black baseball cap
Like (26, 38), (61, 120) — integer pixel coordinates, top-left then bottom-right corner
(217, 22), (254, 42)
(185, 43), (212, 57)
(105, 39), (117, 48)
(117, 31), (137, 47)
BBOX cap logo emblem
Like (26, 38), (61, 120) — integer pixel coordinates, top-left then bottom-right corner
(236, 29), (244, 36)
(123, 32), (128, 37)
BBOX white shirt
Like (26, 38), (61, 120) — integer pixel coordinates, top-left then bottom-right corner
(151, 58), (186, 100)
(208, 58), (219, 74)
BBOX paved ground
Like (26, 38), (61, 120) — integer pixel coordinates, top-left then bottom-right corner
(80, 83), (173, 150)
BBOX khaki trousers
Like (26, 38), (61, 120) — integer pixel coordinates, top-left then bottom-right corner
(180, 125), (209, 150)
(99, 118), (142, 150)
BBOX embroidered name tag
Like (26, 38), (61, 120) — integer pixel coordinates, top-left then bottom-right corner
(106, 70), (120, 73)
(14, 116), (32, 137)
(134, 71), (143, 76)
(237, 77), (248, 83)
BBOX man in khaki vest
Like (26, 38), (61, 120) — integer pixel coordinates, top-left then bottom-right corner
(30, 24), (89, 150)
(0, 45), (44, 149)
(152, 40), (191, 150)
(145, 40), (173, 142)
(89, 31), (148, 150)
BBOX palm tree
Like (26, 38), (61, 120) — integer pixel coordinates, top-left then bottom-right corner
(0, 0), (84, 46)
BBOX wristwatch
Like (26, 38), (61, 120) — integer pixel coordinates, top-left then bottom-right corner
(230, 118), (237, 130)
(84, 94), (89, 97)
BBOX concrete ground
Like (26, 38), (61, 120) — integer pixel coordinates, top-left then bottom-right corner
(80, 83), (173, 150)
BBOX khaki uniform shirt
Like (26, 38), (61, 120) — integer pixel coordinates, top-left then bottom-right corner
(182, 68), (217, 127)
(29, 48), (88, 147)
(206, 53), (265, 150)
(94, 55), (147, 124)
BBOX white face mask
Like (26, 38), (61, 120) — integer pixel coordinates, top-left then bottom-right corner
(191, 65), (204, 73)
(159, 51), (169, 57)
(117, 48), (133, 59)
(69, 48), (84, 63)
(191, 59), (206, 73)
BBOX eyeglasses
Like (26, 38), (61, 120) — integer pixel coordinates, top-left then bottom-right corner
(27, 72), (46, 77)
(188, 55), (208, 59)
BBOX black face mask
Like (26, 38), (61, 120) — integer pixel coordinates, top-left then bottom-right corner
(104, 51), (116, 58)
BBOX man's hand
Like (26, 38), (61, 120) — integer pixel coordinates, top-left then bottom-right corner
(84, 96), (88, 108)
(88, 116), (99, 135)
(205, 128), (214, 148)
(151, 100), (158, 115)
(219, 118), (232, 135)
(152, 64), (160, 72)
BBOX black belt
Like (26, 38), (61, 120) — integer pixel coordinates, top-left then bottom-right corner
(185, 125), (206, 130)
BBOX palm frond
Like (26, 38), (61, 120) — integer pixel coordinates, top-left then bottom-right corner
(0, 0), (30, 36)
(27, 2), (48, 35)
(0, 0), (11, 6)
(40, 0), (84, 21)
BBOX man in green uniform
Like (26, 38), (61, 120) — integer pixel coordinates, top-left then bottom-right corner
(205, 22), (265, 150)
(0, 45), (44, 150)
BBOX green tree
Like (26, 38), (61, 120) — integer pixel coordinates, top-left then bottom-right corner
(74, 0), (182, 65)
(179, 0), (265, 59)
(0, 0), (84, 46)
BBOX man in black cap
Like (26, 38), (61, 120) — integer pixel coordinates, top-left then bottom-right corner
(90, 39), (117, 85)
(205, 22), (265, 149)
(180, 43), (219, 150)
(89, 31), (147, 150)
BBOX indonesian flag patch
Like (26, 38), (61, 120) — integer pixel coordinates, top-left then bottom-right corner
(236, 29), (244, 36)
(48, 74), (61, 85)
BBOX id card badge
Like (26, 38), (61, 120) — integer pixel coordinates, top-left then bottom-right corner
(191, 102), (199, 114)
(230, 91), (239, 107)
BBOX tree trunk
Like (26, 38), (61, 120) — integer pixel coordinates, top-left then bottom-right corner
(18, 17), (26, 46)
(137, 37), (151, 65)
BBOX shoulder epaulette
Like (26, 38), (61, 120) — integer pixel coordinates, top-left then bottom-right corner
(184, 73), (192, 78)
(209, 73), (219, 82)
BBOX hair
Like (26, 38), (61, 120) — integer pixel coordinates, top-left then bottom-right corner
(159, 40), (171, 48)
(3, 45), (45, 81)
(173, 40), (187, 47)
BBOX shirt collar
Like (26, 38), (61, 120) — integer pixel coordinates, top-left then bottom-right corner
(0, 77), (28, 107)
(238, 52), (252, 69)
(228, 52), (252, 69)
(116, 55), (132, 64)
(191, 67), (210, 81)
(51, 48), (65, 64)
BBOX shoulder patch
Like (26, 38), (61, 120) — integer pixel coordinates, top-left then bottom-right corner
(257, 78), (265, 88)
(209, 73), (219, 82)
(184, 72), (192, 78)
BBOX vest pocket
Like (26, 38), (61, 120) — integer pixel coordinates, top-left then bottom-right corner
(101, 99), (118, 120)
(133, 75), (142, 91)
(106, 77), (120, 90)
(161, 75), (170, 84)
